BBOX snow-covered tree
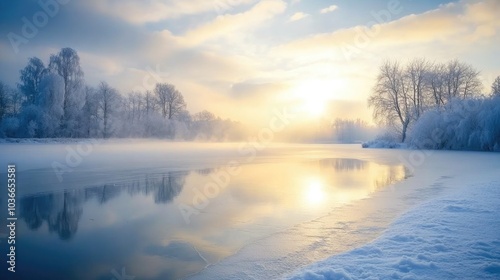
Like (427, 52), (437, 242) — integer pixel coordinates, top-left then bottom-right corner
(18, 57), (47, 105)
(143, 90), (157, 117)
(38, 74), (64, 113)
(370, 59), (483, 142)
(192, 110), (216, 139)
(0, 81), (8, 122)
(426, 60), (482, 107)
(405, 58), (431, 119)
(154, 83), (186, 120)
(491, 76), (500, 96)
(18, 105), (43, 137)
(97, 82), (121, 138)
(441, 60), (482, 102)
(49, 48), (84, 135)
(76, 86), (100, 137)
(408, 97), (500, 151)
(332, 118), (375, 143)
(36, 73), (65, 137)
(0, 82), (24, 137)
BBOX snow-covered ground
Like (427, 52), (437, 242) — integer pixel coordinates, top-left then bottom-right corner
(286, 181), (500, 279)
(362, 139), (404, 149)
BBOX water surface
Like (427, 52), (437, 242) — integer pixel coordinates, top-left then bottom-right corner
(0, 144), (407, 279)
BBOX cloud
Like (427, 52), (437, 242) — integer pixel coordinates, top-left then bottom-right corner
(276, 0), (500, 59)
(320, 5), (338, 14)
(289, 12), (309, 22)
(87, 0), (258, 24)
(182, 0), (287, 45)
(1, 0), (499, 125)
(268, 0), (500, 106)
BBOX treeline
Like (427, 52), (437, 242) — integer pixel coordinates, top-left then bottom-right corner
(277, 118), (377, 143)
(409, 96), (500, 151)
(0, 47), (244, 140)
(331, 118), (377, 143)
(369, 58), (500, 151)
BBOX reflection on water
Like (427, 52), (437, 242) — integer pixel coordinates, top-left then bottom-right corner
(21, 191), (83, 240)
(320, 158), (367, 171)
(3, 158), (407, 280)
(19, 172), (188, 240)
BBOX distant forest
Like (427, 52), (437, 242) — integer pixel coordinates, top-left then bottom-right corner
(0, 48), (247, 140)
(0, 47), (374, 142)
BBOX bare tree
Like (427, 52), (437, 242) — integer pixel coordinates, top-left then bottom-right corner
(460, 62), (482, 98)
(193, 110), (216, 122)
(427, 63), (447, 107)
(405, 58), (431, 119)
(97, 82), (120, 138)
(124, 91), (143, 124)
(0, 82), (23, 119)
(491, 76), (500, 96)
(154, 83), (186, 120)
(369, 60), (413, 142)
(80, 86), (100, 137)
(426, 60), (482, 107)
(443, 60), (482, 101)
(144, 90), (156, 116)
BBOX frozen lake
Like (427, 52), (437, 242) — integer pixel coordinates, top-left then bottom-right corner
(0, 142), (498, 279)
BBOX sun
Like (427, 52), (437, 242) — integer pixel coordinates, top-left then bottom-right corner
(291, 79), (335, 118)
(302, 99), (326, 117)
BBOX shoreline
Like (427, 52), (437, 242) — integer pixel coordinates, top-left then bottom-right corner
(286, 180), (500, 279)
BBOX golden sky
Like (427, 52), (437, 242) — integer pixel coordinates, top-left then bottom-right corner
(1, 0), (499, 125)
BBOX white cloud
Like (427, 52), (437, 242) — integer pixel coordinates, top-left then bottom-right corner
(88, 0), (257, 23)
(289, 12), (309, 22)
(277, 0), (500, 57)
(4, 0), (499, 125)
(182, 0), (287, 45)
(320, 5), (338, 14)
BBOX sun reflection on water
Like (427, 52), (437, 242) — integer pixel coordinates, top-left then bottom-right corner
(305, 178), (325, 205)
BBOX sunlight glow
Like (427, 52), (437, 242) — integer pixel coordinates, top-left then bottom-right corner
(303, 99), (326, 117)
(305, 179), (325, 205)
(291, 79), (340, 118)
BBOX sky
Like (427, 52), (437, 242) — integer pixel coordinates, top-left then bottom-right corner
(0, 0), (499, 125)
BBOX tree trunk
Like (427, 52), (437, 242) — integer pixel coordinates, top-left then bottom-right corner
(401, 122), (408, 142)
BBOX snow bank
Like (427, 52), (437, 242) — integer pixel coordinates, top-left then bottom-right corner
(285, 182), (500, 279)
(361, 139), (404, 149)
(408, 97), (500, 151)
